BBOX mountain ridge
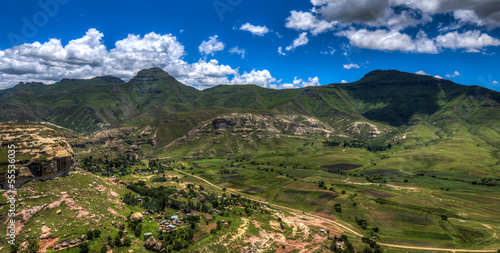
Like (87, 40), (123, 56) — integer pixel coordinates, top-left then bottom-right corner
(1, 68), (499, 135)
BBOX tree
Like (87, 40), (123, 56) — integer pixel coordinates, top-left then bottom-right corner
(114, 235), (121, 247)
(334, 204), (342, 213)
(100, 245), (108, 253)
(123, 238), (132, 247)
(79, 243), (89, 253)
(27, 238), (39, 253)
(441, 215), (448, 221)
(9, 240), (19, 253)
(134, 223), (142, 237)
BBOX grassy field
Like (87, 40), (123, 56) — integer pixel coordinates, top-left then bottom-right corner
(170, 141), (500, 250)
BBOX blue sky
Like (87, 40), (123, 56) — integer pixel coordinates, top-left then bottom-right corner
(0, 0), (499, 90)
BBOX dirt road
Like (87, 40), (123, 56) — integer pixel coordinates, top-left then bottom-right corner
(174, 169), (499, 253)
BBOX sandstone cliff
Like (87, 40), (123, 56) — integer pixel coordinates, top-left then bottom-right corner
(0, 123), (77, 188)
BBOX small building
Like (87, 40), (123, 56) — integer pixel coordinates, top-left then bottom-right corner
(168, 225), (176, 229)
(144, 232), (153, 236)
(302, 217), (307, 221)
(61, 242), (68, 247)
(171, 215), (178, 219)
(54, 244), (61, 250)
(320, 229), (325, 233)
(69, 239), (78, 245)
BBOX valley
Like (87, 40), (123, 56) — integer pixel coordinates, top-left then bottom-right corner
(1, 69), (500, 252)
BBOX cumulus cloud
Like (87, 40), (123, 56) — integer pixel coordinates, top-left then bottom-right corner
(231, 69), (278, 88)
(434, 75), (443, 79)
(341, 80), (348, 83)
(198, 35), (225, 55)
(286, 32), (309, 51)
(281, 76), (321, 89)
(312, 0), (390, 23)
(310, 0), (500, 29)
(493, 80), (498, 86)
(229, 46), (246, 59)
(339, 28), (438, 53)
(435, 30), (500, 50)
(0, 29), (293, 90)
(239, 23), (270, 36)
(285, 10), (336, 35)
(343, 63), (360, 69)
(285, 0), (500, 54)
(395, 0), (500, 28)
(445, 71), (461, 78)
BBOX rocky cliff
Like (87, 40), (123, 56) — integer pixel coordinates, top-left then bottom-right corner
(0, 123), (77, 188)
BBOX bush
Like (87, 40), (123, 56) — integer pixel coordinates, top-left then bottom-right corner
(79, 243), (89, 253)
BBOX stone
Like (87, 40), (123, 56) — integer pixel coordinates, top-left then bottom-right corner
(144, 236), (156, 250)
(130, 212), (143, 221)
(56, 210), (62, 215)
(116, 221), (125, 230)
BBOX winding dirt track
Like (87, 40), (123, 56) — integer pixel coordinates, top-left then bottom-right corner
(174, 169), (498, 253)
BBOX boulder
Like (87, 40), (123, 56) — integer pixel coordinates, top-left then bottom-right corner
(131, 212), (143, 221)
(153, 241), (162, 252)
(116, 221), (125, 230)
(144, 236), (156, 250)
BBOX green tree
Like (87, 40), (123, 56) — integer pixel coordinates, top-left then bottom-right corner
(27, 238), (39, 253)
(123, 238), (132, 247)
(79, 243), (89, 253)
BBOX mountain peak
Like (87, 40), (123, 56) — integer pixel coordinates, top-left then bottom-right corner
(128, 67), (176, 85)
(92, 75), (126, 84)
(356, 69), (443, 85)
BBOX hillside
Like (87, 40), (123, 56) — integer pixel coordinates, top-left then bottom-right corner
(4, 68), (497, 134)
(2, 69), (500, 252)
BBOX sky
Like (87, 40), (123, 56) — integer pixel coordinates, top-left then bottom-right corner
(0, 0), (499, 90)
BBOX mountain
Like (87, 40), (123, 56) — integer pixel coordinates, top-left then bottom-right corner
(4, 68), (494, 134)
(2, 68), (500, 160)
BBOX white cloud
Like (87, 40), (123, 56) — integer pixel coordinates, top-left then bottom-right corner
(339, 28), (438, 54)
(239, 23), (270, 36)
(231, 69), (278, 88)
(281, 76), (321, 89)
(198, 35), (225, 55)
(445, 71), (461, 78)
(415, 70), (429, 75)
(493, 80), (498, 86)
(394, 0), (500, 29)
(343, 63), (360, 69)
(228, 46), (246, 59)
(341, 80), (348, 83)
(277, 46), (286, 56)
(0, 29), (288, 90)
(321, 47), (336, 55)
(286, 32), (309, 51)
(285, 10), (336, 35)
(285, 0), (500, 54)
(434, 75), (443, 79)
(435, 30), (500, 50)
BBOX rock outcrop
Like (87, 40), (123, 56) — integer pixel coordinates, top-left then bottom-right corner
(0, 123), (77, 189)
